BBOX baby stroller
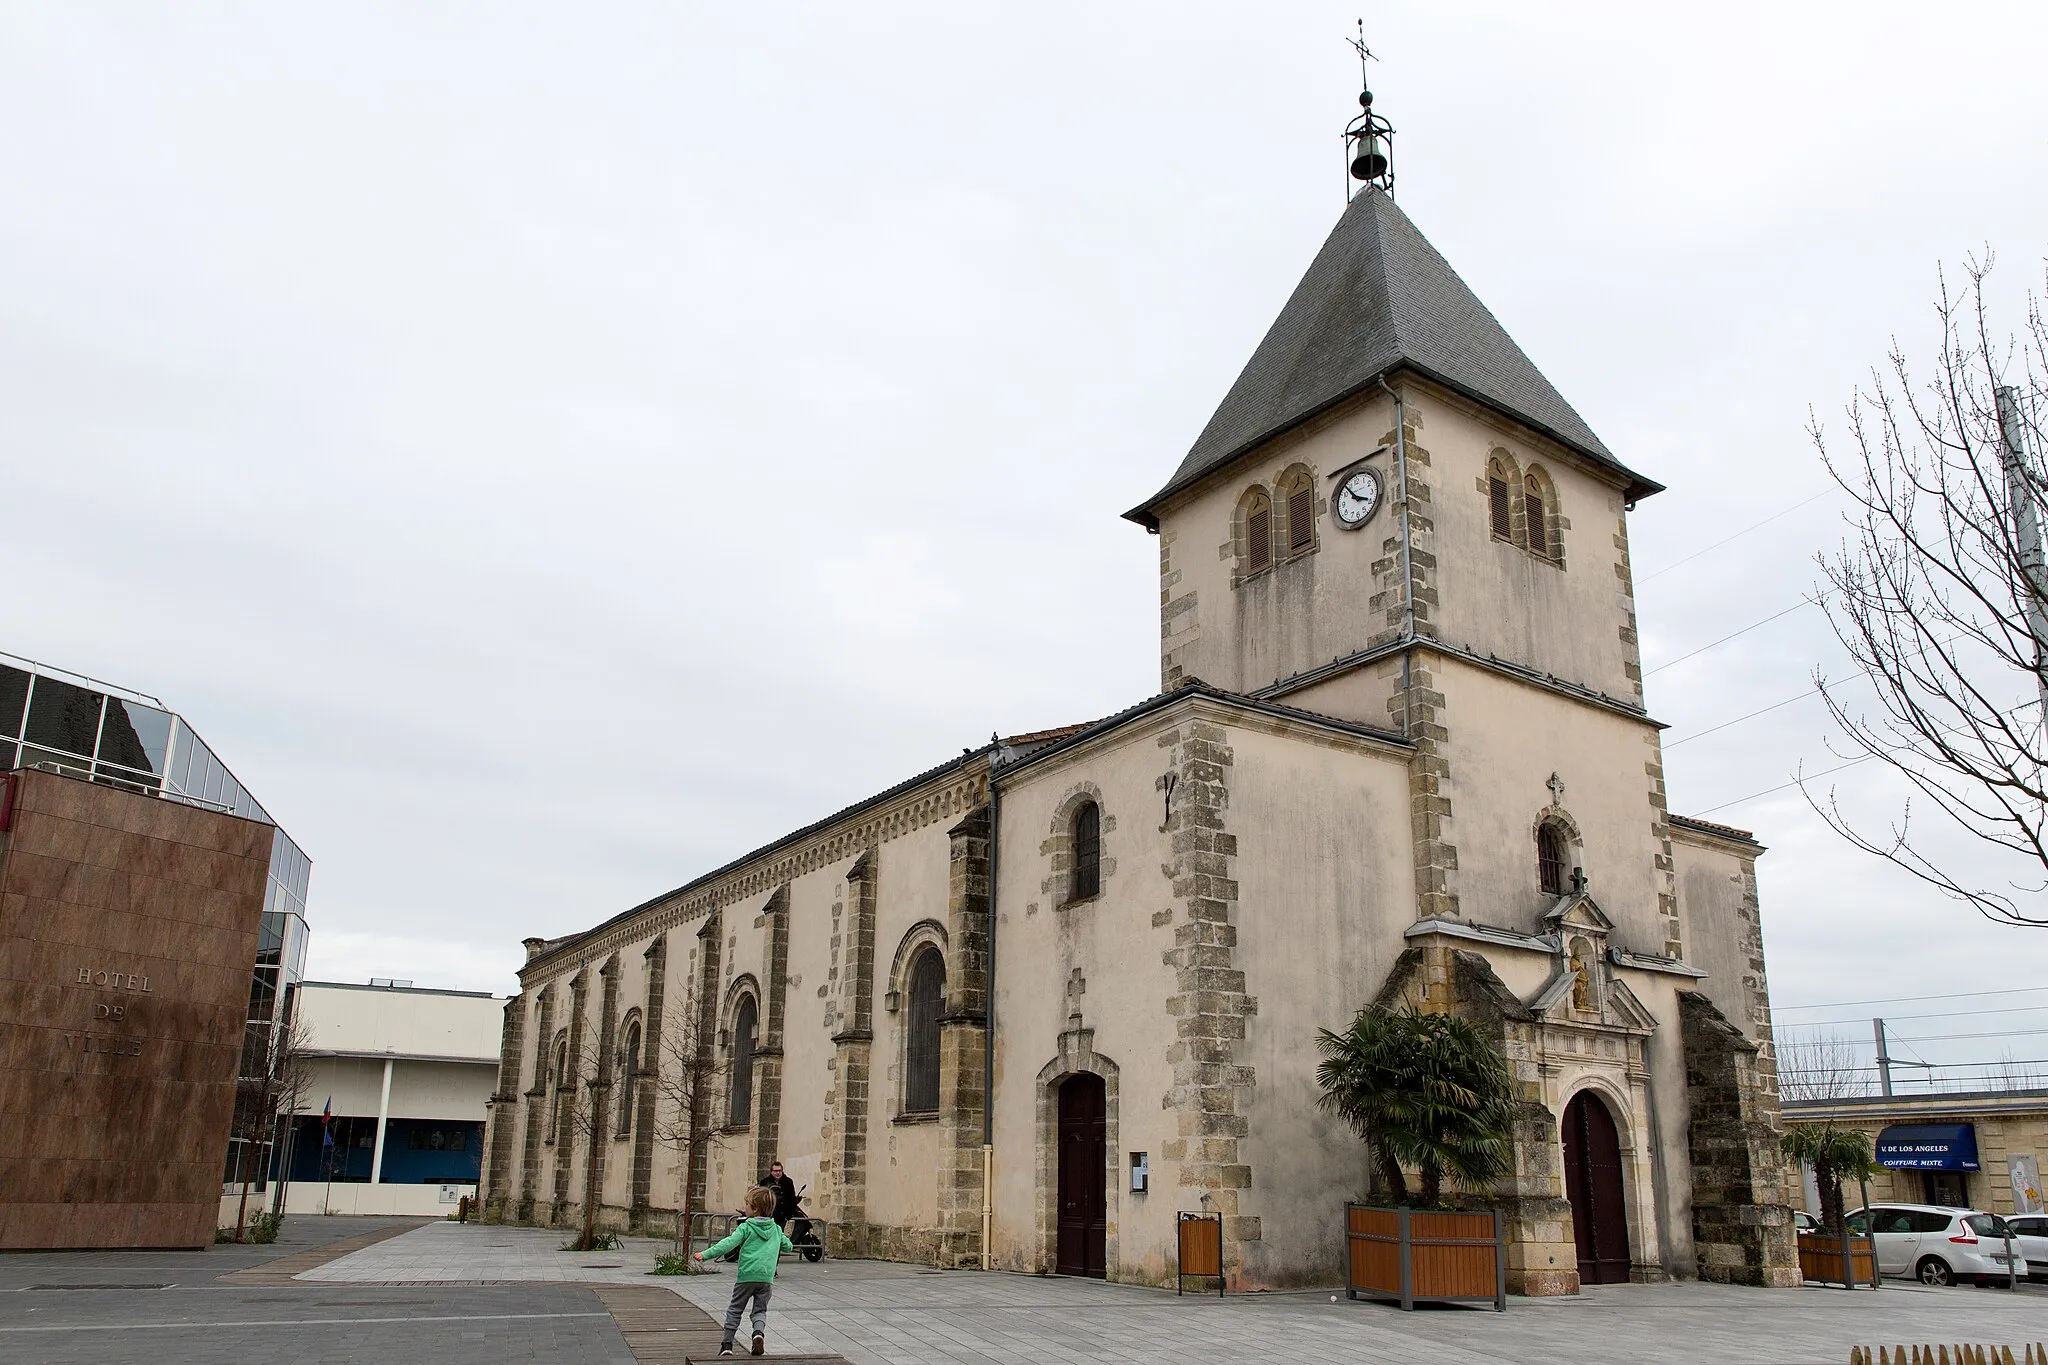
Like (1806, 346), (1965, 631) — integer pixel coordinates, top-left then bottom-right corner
(721, 1185), (824, 1264)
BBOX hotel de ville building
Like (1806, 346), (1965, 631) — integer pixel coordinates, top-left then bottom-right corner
(480, 91), (1801, 1295)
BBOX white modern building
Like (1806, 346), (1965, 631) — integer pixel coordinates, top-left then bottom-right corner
(226, 980), (503, 1222)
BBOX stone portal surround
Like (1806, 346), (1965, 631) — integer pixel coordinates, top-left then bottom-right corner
(1032, 1023), (1120, 1274)
(1374, 944), (1580, 1296)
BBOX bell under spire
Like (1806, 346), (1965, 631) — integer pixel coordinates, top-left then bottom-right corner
(1344, 23), (1395, 200)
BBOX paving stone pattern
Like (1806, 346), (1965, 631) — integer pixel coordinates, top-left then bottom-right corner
(10, 1218), (2048, 1365)
(0, 1218), (632, 1365)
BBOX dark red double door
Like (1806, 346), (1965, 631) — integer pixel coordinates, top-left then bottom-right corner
(1562, 1091), (1631, 1285)
(1056, 1073), (1107, 1277)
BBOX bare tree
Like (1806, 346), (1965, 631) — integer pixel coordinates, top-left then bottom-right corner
(1807, 254), (2048, 927)
(1776, 1029), (1872, 1102)
(552, 1039), (615, 1252)
(1988, 1047), (2047, 1092)
(226, 1008), (315, 1242)
(650, 974), (730, 1257)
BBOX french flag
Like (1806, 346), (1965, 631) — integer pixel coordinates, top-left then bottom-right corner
(321, 1095), (333, 1147)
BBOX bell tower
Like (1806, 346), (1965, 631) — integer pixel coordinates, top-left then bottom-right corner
(1124, 53), (1659, 726)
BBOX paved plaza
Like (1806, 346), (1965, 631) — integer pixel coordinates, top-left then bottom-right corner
(5, 1217), (2045, 1365)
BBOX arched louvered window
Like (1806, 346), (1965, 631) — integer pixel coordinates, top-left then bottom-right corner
(1070, 800), (1101, 902)
(904, 947), (945, 1114)
(616, 1021), (641, 1136)
(1525, 473), (1549, 558)
(1488, 462), (1513, 541)
(1284, 477), (1315, 554)
(1538, 824), (1568, 897)
(1245, 490), (1273, 574)
(728, 996), (757, 1126)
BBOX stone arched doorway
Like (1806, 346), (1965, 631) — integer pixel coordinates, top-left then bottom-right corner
(1562, 1090), (1630, 1284)
(1055, 1073), (1107, 1277)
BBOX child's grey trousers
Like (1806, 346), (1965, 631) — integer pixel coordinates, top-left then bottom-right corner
(722, 1280), (772, 1343)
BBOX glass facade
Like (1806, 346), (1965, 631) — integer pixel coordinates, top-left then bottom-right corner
(0, 652), (312, 1188)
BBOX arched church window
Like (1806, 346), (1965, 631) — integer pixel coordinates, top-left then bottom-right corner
(903, 946), (945, 1114)
(1538, 823), (1568, 897)
(1488, 461), (1514, 541)
(1070, 800), (1101, 902)
(728, 996), (757, 1126)
(1524, 472), (1549, 557)
(1244, 489), (1273, 574)
(548, 1035), (568, 1143)
(616, 1020), (641, 1137)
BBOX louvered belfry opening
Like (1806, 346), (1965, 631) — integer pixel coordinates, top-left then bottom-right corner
(1525, 475), (1548, 557)
(1538, 824), (1567, 896)
(1246, 492), (1272, 573)
(1488, 467), (1513, 541)
(903, 947), (945, 1114)
(1286, 480), (1314, 553)
(1071, 800), (1102, 901)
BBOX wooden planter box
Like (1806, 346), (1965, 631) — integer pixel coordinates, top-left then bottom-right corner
(1797, 1232), (1878, 1288)
(1344, 1204), (1506, 1311)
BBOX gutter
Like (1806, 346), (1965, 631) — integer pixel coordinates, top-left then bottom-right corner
(981, 751), (1002, 1271)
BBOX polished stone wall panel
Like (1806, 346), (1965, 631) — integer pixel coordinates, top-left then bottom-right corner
(0, 769), (271, 1250)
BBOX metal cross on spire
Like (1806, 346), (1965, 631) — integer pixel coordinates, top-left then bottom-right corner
(1342, 21), (1395, 201)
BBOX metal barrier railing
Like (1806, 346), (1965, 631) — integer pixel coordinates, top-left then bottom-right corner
(681, 1210), (829, 1260)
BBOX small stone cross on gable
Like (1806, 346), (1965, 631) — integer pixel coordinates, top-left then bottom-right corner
(1546, 772), (1566, 807)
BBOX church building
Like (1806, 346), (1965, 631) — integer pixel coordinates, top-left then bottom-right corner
(480, 99), (1801, 1294)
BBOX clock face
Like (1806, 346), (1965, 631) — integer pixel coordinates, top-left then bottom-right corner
(1334, 467), (1383, 528)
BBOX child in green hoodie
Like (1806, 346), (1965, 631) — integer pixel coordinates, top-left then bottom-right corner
(695, 1185), (795, 1356)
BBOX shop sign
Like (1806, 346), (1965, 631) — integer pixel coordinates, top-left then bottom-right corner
(1875, 1123), (1980, 1171)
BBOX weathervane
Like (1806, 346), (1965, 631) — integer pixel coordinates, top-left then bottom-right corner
(1343, 20), (1395, 201)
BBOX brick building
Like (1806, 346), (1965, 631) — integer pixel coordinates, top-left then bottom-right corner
(482, 178), (1797, 1292)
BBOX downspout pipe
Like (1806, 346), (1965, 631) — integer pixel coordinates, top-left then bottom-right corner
(1377, 373), (1416, 736)
(981, 747), (1001, 1270)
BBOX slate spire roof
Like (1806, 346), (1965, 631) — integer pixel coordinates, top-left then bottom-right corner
(1127, 188), (1660, 525)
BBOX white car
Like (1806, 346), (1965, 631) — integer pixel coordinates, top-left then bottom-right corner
(2002, 1212), (2048, 1282)
(1844, 1204), (2020, 1287)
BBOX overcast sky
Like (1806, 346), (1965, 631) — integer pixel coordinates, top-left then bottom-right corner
(6, 4), (2046, 1089)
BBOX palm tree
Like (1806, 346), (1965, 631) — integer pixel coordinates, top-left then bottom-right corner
(1315, 1006), (1517, 1206)
(1780, 1123), (1877, 1236)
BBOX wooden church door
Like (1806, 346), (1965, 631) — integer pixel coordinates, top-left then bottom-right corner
(1056, 1073), (1107, 1277)
(1562, 1090), (1631, 1285)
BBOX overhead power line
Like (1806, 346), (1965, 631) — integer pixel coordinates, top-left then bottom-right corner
(1643, 598), (1818, 677)
(1637, 489), (1835, 585)
(1777, 984), (2048, 1012)
(1776, 1001), (2048, 1028)
(1887, 1026), (2048, 1044)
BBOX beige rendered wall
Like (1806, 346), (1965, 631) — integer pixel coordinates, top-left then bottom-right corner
(1153, 394), (1399, 699)
(987, 705), (1415, 1287)
(1671, 830), (1771, 1044)
(1407, 388), (1643, 705)
(1423, 658), (1667, 946)
(1227, 723), (1417, 1286)
(988, 715), (1182, 1278)
(538, 822), (967, 1232)
(1150, 378), (1645, 719)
